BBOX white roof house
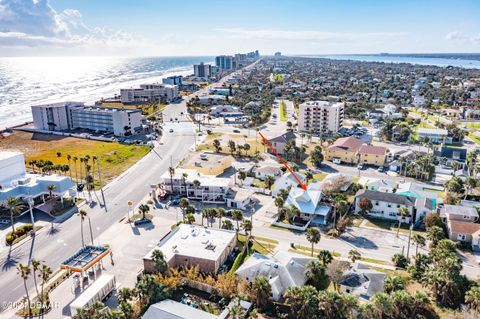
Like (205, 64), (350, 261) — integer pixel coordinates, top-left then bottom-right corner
(285, 181), (331, 225)
(142, 299), (217, 319)
(235, 251), (312, 300)
(272, 172), (306, 197)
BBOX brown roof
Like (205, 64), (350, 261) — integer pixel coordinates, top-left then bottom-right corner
(448, 219), (480, 235)
(328, 137), (364, 153)
(359, 144), (387, 156)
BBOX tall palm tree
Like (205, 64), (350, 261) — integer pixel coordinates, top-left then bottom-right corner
(47, 184), (56, 198)
(31, 259), (40, 298)
(232, 209), (243, 232)
(79, 157), (85, 183)
(77, 209), (87, 247)
(306, 227), (321, 257)
(317, 249), (333, 266)
(72, 156), (79, 184)
(412, 233), (426, 256)
(179, 198), (189, 223)
(181, 172), (188, 194)
(17, 263), (32, 315)
(39, 263), (52, 311)
(305, 260), (328, 290)
(241, 219), (252, 235)
(66, 154), (73, 179)
(397, 207), (410, 237)
(217, 208), (226, 228)
(193, 179), (201, 198)
(348, 249), (361, 263)
(7, 197), (25, 234)
(201, 208), (208, 226)
(168, 166), (175, 194)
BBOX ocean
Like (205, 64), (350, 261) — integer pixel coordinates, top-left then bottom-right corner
(314, 54), (480, 69)
(0, 56), (212, 130)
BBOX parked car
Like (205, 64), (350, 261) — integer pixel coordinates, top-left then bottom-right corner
(233, 129), (241, 133)
(169, 129), (174, 133)
(134, 218), (152, 226)
(332, 158), (341, 164)
(377, 166), (385, 172)
(357, 163), (364, 170)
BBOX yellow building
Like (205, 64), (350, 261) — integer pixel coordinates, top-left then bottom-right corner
(325, 137), (364, 164)
(325, 137), (387, 166)
(182, 151), (233, 176)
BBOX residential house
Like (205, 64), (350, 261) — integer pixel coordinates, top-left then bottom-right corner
(235, 251), (312, 301)
(250, 165), (282, 181)
(417, 128), (450, 144)
(439, 146), (467, 164)
(354, 189), (417, 223)
(446, 218), (480, 248)
(358, 144), (388, 166)
(365, 179), (397, 193)
(272, 172), (306, 197)
(267, 131), (296, 156)
(339, 263), (387, 302)
(440, 205), (479, 223)
(285, 182), (331, 225)
(226, 187), (256, 210)
(325, 137), (364, 164)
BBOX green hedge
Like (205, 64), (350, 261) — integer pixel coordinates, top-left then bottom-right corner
(5, 224), (33, 246)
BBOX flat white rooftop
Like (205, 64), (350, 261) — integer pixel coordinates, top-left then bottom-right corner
(0, 150), (23, 161)
(145, 224), (236, 263)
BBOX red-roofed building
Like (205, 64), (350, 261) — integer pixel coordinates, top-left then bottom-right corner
(325, 137), (387, 166)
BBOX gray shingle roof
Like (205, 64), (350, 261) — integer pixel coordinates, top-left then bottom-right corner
(355, 189), (417, 206)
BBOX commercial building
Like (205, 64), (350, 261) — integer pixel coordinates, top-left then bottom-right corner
(209, 105), (244, 117)
(236, 251), (311, 300)
(0, 151), (76, 204)
(182, 152), (233, 176)
(143, 224), (237, 274)
(31, 102), (143, 136)
(120, 83), (179, 103)
(193, 62), (212, 79)
(297, 101), (344, 134)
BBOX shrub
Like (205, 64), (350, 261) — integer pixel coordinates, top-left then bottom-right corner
(392, 253), (409, 268)
(5, 234), (15, 245)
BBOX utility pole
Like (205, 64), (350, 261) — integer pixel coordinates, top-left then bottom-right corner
(97, 158), (107, 212)
(406, 223), (413, 259)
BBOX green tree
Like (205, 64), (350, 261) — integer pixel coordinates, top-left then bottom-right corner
(232, 209), (243, 231)
(284, 285), (319, 319)
(465, 286), (480, 311)
(151, 249), (167, 274)
(138, 204), (150, 220)
(358, 197), (373, 215)
(392, 253), (409, 268)
(216, 208), (226, 228)
(310, 146), (324, 167)
(306, 227), (321, 257)
(179, 197), (189, 223)
(384, 276), (405, 294)
(241, 219), (252, 235)
(264, 175), (275, 191)
(305, 260), (329, 290)
(396, 207), (410, 236)
(221, 220), (234, 230)
(77, 209), (87, 247)
(135, 274), (169, 307)
(412, 233), (426, 256)
(424, 212), (443, 228)
(213, 139), (222, 153)
(228, 140), (236, 155)
(39, 263), (52, 311)
(185, 213), (195, 224)
(317, 250), (333, 266)
(17, 263), (32, 315)
(426, 225), (445, 248)
(250, 276), (272, 310)
(348, 249), (361, 263)
(7, 197), (25, 234)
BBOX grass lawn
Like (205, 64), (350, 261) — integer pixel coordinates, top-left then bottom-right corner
(423, 188), (445, 199)
(312, 173), (328, 182)
(198, 134), (266, 157)
(238, 234), (277, 255)
(465, 123), (480, 129)
(468, 133), (480, 145)
(292, 244), (342, 257)
(360, 257), (392, 266)
(279, 101), (288, 121)
(0, 131), (150, 187)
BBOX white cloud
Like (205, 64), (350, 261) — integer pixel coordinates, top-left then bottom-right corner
(0, 0), (149, 55)
(215, 28), (407, 42)
(445, 31), (463, 41)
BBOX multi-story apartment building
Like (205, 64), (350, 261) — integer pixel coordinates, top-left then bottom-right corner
(193, 62), (212, 79)
(297, 101), (344, 134)
(162, 75), (183, 85)
(325, 136), (388, 166)
(215, 55), (236, 71)
(31, 102), (142, 136)
(159, 169), (231, 203)
(120, 84), (179, 103)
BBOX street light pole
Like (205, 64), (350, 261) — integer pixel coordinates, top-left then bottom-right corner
(27, 197), (35, 236)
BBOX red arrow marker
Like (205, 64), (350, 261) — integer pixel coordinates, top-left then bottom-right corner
(258, 131), (307, 190)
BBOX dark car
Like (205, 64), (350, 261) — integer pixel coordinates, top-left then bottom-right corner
(134, 218), (152, 226)
(233, 129), (241, 133)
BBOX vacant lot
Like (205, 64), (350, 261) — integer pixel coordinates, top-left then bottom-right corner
(0, 131), (150, 185)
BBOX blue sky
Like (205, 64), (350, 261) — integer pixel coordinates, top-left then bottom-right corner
(1, 0), (479, 56)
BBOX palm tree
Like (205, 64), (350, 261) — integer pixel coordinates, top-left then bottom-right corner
(181, 172), (188, 194)
(79, 157), (84, 183)
(17, 263), (32, 315)
(31, 259), (40, 298)
(47, 184), (56, 198)
(138, 204), (150, 220)
(264, 175), (275, 191)
(305, 260), (328, 290)
(241, 219), (252, 235)
(384, 276), (405, 294)
(412, 233), (426, 256)
(72, 156), (79, 184)
(207, 208), (217, 227)
(66, 154), (73, 179)
(77, 209), (87, 247)
(179, 198), (189, 223)
(217, 208), (226, 228)
(348, 249), (361, 263)
(317, 249), (333, 266)
(200, 208), (208, 226)
(232, 209), (243, 231)
(397, 207), (410, 237)
(306, 227), (321, 257)
(251, 276), (271, 309)
(39, 263), (52, 311)
(168, 166), (175, 194)
(7, 197), (25, 234)
(151, 249), (167, 274)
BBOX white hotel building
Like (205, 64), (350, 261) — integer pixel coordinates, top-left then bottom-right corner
(120, 84), (179, 103)
(297, 101), (344, 134)
(31, 102), (143, 136)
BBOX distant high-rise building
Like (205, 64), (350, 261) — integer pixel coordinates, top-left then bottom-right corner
(162, 75), (183, 85)
(297, 101), (344, 134)
(193, 62), (212, 78)
(215, 55), (236, 70)
(274, 52), (282, 56)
